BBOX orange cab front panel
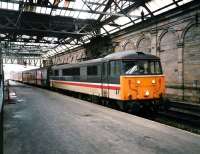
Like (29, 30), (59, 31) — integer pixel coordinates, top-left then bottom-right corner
(120, 75), (165, 101)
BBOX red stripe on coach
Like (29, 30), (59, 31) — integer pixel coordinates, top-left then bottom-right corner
(52, 80), (120, 90)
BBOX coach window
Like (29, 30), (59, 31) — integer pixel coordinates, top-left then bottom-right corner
(87, 66), (98, 76)
(62, 69), (70, 76)
(54, 70), (59, 76)
(73, 68), (80, 76)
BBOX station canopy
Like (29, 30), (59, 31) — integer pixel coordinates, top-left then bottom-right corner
(0, 0), (193, 58)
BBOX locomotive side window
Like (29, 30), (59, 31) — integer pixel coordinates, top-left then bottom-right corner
(109, 61), (121, 77)
(155, 61), (162, 74)
(150, 61), (162, 74)
(87, 65), (97, 76)
(102, 63), (107, 76)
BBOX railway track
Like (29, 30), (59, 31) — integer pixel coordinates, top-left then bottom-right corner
(153, 100), (200, 134)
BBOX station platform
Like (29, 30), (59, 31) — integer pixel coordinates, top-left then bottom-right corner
(4, 81), (200, 154)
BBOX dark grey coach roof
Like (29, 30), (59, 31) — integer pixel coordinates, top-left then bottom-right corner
(52, 50), (160, 69)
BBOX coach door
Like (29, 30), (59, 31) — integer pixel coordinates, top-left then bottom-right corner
(101, 62), (109, 98)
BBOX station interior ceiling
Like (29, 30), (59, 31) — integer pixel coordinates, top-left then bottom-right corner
(0, 0), (194, 60)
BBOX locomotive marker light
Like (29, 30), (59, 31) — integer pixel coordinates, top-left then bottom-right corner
(152, 79), (156, 84)
(136, 80), (141, 84)
(144, 90), (150, 97)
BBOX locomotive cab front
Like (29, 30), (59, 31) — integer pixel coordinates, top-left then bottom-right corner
(119, 58), (165, 102)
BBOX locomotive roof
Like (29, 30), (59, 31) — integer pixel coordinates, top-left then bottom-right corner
(104, 50), (159, 60)
(52, 50), (160, 69)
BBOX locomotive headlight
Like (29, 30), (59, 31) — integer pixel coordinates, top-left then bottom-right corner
(136, 80), (141, 84)
(152, 79), (156, 84)
(144, 90), (150, 97)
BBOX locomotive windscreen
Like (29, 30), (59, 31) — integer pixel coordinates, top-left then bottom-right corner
(122, 60), (162, 75)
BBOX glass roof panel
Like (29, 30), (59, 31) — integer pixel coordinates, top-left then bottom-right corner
(36, 6), (42, 13)
(129, 6), (148, 17)
(64, 10), (71, 16)
(154, 3), (176, 15)
(100, 28), (106, 35)
(73, 11), (81, 18)
(74, 0), (84, 9)
(60, 9), (66, 16)
(0, 0), (194, 58)
(146, 0), (172, 12)
(68, 1), (75, 8)
(178, 0), (193, 5)
(1, 2), (7, 9)
(78, 12), (92, 19)
(103, 25), (116, 32)
(40, 7), (46, 14)
(7, 3), (13, 10)
(13, 3), (19, 10)
(114, 17), (131, 26)
(68, 10), (75, 17)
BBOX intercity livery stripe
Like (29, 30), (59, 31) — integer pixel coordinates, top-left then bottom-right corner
(51, 80), (120, 90)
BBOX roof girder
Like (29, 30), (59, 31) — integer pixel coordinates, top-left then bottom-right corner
(0, 0), (190, 58)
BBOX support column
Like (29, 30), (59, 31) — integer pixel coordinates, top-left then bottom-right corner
(0, 47), (2, 74)
(177, 42), (184, 85)
(150, 30), (158, 56)
(177, 42), (184, 100)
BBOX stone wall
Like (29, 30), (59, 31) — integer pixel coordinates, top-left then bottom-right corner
(111, 4), (200, 103)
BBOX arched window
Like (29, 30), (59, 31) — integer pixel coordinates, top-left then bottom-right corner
(159, 31), (179, 84)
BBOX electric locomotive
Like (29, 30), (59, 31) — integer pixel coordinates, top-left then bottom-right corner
(49, 50), (165, 111)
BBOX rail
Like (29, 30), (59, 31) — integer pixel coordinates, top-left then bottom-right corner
(0, 80), (3, 113)
(0, 80), (4, 154)
(154, 100), (200, 134)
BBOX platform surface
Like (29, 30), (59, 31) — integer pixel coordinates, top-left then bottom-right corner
(4, 81), (200, 154)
